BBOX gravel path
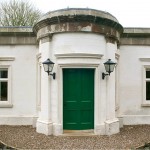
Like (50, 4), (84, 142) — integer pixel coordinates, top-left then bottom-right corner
(0, 125), (149, 149)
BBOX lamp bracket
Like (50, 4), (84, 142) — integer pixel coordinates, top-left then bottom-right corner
(48, 72), (56, 79)
(102, 72), (109, 80)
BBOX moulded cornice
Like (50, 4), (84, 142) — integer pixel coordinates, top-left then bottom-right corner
(139, 58), (150, 61)
(55, 53), (103, 59)
(0, 57), (15, 61)
(33, 8), (123, 34)
(0, 27), (34, 36)
(33, 8), (123, 43)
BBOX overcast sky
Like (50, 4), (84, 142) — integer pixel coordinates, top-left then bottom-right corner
(2, 0), (150, 28)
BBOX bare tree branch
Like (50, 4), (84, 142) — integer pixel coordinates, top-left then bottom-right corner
(0, 0), (42, 26)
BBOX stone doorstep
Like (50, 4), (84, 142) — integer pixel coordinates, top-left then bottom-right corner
(60, 129), (96, 136)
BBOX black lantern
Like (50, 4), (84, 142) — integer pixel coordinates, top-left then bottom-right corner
(42, 58), (56, 79)
(102, 59), (117, 79)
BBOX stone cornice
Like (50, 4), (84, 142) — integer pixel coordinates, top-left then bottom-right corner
(33, 8), (123, 42)
(0, 27), (37, 45)
(121, 28), (150, 45)
(34, 14), (123, 33)
(0, 57), (15, 61)
(41, 8), (119, 22)
(0, 36), (37, 45)
(36, 22), (121, 42)
(55, 53), (103, 59)
(120, 37), (150, 45)
(121, 28), (150, 38)
(0, 27), (35, 36)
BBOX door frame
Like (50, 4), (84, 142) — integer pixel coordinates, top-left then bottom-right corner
(56, 63), (101, 134)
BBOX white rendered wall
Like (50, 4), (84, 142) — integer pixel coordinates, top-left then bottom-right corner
(0, 45), (38, 125)
(53, 33), (106, 135)
(52, 33), (106, 55)
(37, 32), (119, 135)
(119, 45), (150, 125)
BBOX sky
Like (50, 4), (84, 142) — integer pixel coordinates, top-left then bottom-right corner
(1, 0), (150, 28)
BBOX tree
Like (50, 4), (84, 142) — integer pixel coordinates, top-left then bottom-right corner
(0, 0), (42, 26)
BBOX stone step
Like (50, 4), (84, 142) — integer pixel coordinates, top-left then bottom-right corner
(61, 130), (96, 136)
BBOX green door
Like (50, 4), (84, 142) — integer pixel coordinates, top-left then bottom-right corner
(63, 68), (94, 130)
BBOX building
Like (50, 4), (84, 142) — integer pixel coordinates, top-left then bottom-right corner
(0, 8), (150, 136)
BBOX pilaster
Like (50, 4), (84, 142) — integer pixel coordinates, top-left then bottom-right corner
(36, 37), (53, 135)
(104, 38), (120, 135)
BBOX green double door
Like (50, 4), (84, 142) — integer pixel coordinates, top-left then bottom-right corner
(63, 68), (94, 130)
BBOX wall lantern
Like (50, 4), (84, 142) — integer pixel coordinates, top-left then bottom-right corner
(42, 58), (56, 79)
(102, 59), (117, 79)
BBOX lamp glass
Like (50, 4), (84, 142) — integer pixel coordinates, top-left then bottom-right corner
(42, 59), (54, 73)
(109, 64), (116, 72)
(43, 63), (53, 72)
(104, 59), (116, 74)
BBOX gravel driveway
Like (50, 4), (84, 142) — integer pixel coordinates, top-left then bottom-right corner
(0, 125), (149, 149)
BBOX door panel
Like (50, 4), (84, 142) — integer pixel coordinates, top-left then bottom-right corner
(63, 68), (94, 130)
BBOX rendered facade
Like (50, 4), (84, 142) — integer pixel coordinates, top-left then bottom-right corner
(0, 8), (150, 135)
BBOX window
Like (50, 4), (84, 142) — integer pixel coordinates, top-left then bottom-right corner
(146, 68), (150, 101)
(0, 66), (12, 107)
(0, 69), (8, 101)
(139, 58), (150, 106)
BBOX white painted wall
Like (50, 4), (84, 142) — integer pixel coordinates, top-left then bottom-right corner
(37, 32), (119, 135)
(52, 32), (106, 56)
(52, 32), (106, 121)
(0, 45), (38, 125)
(37, 32), (106, 135)
(119, 45), (150, 124)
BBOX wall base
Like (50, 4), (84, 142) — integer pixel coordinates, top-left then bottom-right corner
(105, 118), (120, 135)
(122, 115), (150, 125)
(53, 123), (63, 135)
(32, 116), (38, 127)
(94, 124), (106, 135)
(118, 117), (124, 128)
(0, 116), (36, 125)
(36, 119), (53, 135)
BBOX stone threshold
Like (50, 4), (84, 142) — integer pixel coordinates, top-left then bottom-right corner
(61, 129), (95, 136)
